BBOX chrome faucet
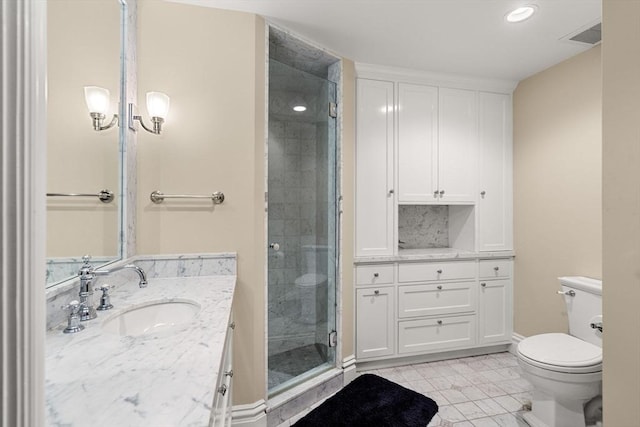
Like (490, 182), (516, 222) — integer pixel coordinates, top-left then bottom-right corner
(93, 264), (148, 288)
(77, 255), (148, 321)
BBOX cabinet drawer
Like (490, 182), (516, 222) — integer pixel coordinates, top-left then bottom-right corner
(398, 315), (477, 354)
(398, 282), (476, 318)
(398, 261), (476, 283)
(479, 259), (511, 279)
(356, 264), (394, 286)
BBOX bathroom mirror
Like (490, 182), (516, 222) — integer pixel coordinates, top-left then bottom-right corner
(45, 0), (125, 287)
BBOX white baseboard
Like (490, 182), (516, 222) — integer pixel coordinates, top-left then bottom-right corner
(510, 333), (525, 355)
(342, 355), (357, 385)
(232, 400), (267, 427)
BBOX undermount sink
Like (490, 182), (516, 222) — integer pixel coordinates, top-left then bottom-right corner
(102, 300), (200, 337)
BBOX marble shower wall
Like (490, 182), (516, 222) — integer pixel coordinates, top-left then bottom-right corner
(398, 205), (450, 249)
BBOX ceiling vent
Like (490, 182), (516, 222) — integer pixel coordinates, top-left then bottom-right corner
(562, 22), (601, 46)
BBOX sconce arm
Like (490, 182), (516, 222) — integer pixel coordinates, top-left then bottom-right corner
(90, 112), (119, 131)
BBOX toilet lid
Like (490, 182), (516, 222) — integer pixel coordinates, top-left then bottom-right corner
(518, 333), (602, 371)
(294, 273), (327, 287)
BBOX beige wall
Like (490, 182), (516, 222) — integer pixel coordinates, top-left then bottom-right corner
(137, 2), (266, 404)
(513, 46), (602, 337)
(47, 0), (120, 257)
(602, 1), (640, 424)
(340, 59), (356, 361)
(137, 1), (356, 405)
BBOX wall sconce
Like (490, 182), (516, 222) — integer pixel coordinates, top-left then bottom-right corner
(84, 86), (118, 131)
(128, 92), (170, 135)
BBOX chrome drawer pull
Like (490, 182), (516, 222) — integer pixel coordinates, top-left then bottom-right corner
(436, 285), (442, 290)
(436, 269), (443, 274)
(437, 320), (443, 325)
(218, 384), (228, 396)
(373, 273), (379, 278)
(481, 282), (487, 287)
(494, 266), (500, 271)
(374, 290), (380, 295)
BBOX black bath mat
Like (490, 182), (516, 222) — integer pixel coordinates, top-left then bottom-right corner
(292, 373), (438, 427)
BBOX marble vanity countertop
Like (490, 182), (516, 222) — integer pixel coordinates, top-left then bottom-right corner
(45, 275), (235, 427)
(354, 248), (515, 264)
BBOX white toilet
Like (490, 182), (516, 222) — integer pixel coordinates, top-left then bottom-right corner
(295, 245), (328, 324)
(517, 276), (602, 427)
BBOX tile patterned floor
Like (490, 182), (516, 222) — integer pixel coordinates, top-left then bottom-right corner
(280, 352), (532, 427)
(368, 352), (532, 427)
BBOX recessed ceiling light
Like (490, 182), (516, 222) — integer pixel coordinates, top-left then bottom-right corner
(506, 5), (536, 23)
(293, 105), (307, 112)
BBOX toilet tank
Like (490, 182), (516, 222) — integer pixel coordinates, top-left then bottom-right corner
(302, 245), (328, 275)
(560, 276), (602, 347)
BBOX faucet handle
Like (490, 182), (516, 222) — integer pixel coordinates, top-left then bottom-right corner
(79, 255), (94, 276)
(95, 284), (115, 311)
(61, 300), (85, 334)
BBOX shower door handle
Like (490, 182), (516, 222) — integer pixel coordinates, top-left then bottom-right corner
(269, 243), (280, 251)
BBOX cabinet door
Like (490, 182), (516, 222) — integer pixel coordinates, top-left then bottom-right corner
(356, 79), (395, 256)
(397, 83), (438, 202)
(438, 88), (477, 203)
(356, 286), (395, 359)
(478, 92), (513, 251)
(478, 278), (513, 344)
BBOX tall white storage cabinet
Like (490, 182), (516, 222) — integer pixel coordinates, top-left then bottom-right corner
(356, 79), (395, 256)
(354, 66), (516, 367)
(478, 92), (513, 251)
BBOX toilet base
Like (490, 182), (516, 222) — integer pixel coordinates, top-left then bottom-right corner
(527, 390), (588, 427)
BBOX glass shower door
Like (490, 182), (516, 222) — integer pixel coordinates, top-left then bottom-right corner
(267, 59), (338, 394)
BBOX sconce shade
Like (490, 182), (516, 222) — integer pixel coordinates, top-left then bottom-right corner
(146, 91), (170, 119)
(84, 86), (110, 115)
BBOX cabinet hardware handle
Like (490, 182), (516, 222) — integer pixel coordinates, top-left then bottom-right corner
(229, 322), (236, 330)
(388, 189), (395, 195)
(494, 266), (499, 271)
(374, 290), (380, 295)
(439, 190), (445, 196)
(437, 285), (442, 290)
(437, 320), (443, 325)
(373, 273), (379, 278)
(225, 370), (234, 378)
(437, 269), (443, 274)
(434, 191), (439, 198)
(481, 191), (486, 197)
(481, 282), (487, 287)
(218, 384), (228, 396)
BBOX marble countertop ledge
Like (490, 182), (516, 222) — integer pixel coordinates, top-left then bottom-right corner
(46, 275), (235, 427)
(354, 248), (515, 264)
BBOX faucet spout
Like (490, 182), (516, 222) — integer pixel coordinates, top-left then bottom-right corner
(95, 264), (148, 288)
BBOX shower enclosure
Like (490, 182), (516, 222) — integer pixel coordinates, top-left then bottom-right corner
(267, 55), (338, 394)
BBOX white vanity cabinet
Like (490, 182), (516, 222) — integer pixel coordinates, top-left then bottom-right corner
(478, 260), (513, 345)
(355, 259), (513, 364)
(478, 92), (513, 251)
(356, 286), (395, 359)
(397, 84), (477, 204)
(210, 319), (234, 427)
(355, 79), (395, 256)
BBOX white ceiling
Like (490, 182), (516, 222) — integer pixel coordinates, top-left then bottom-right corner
(177, 0), (601, 82)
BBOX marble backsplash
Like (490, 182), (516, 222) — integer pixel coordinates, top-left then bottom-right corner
(46, 253), (236, 330)
(398, 205), (449, 249)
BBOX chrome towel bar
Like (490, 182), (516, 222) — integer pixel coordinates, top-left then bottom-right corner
(46, 189), (114, 203)
(150, 190), (225, 205)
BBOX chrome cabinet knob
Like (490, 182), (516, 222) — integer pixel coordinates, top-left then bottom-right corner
(218, 384), (228, 396)
(480, 191), (486, 197)
(437, 320), (443, 325)
(224, 370), (234, 378)
(481, 282), (487, 287)
(269, 243), (280, 251)
(374, 290), (380, 295)
(437, 269), (443, 274)
(388, 189), (395, 195)
(439, 190), (445, 196)
(558, 290), (576, 297)
(373, 273), (379, 278)
(437, 285), (443, 290)
(494, 266), (500, 271)
(434, 191), (439, 198)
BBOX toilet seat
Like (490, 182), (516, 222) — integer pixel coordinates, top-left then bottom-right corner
(294, 273), (327, 288)
(518, 333), (602, 374)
